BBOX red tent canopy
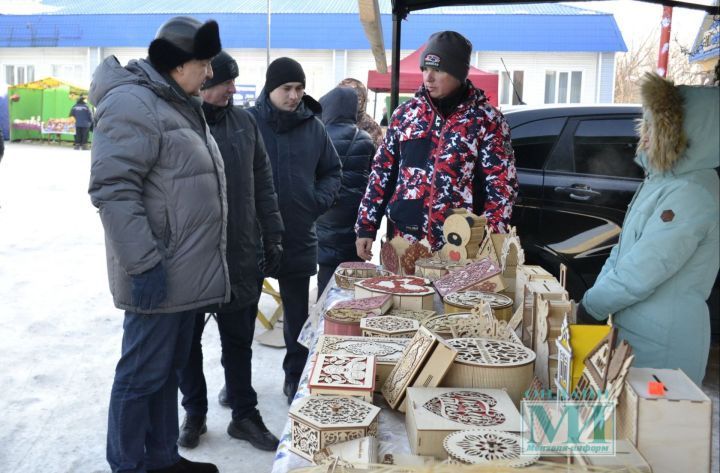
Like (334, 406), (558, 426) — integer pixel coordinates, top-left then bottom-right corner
(367, 45), (499, 106)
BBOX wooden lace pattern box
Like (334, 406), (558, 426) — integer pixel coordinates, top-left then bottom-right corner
(441, 338), (536, 406)
(288, 395), (380, 462)
(312, 435), (378, 467)
(617, 367), (712, 473)
(308, 354), (376, 403)
(315, 335), (410, 390)
(443, 429), (539, 467)
(421, 312), (475, 338)
(432, 258), (502, 297)
(385, 308), (436, 323)
(360, 315), (419, 338)
(355, 275), (435, 310)
(405, 387), (522, 458)
(334, 263), (393, 290)
(443, 290), (513, 320)
(324, 294), (392, 336)
(381, 326), (458, 411)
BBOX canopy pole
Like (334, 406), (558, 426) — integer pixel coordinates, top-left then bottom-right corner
(373, 90), (378, 119)
(390, 12), (401, 112)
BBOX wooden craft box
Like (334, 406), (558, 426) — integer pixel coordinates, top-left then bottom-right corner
(312, 436), (378, 467)
(315, 335), (410, 390)
(288, 395), (380, 462)
(333, 262), (392, 290)
(574, 439), (651, 472)
(514, 264), (555, 311)
(405, 387), (522, 459)
(617, 367), (712, 473)
(355, 275), (435, 310)
(433, 258), (503, 297)
(324, 294), (392, 337)
(381, 326), (458, 411)
(421, 312), (475, 338)
(386, 308), (436, 323)
(308, 354), (376, 403)
(443, 290), (513, 321)
(360, 315), (419, 338)
(441, 338), (536, 406)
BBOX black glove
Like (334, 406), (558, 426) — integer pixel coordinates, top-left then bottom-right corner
(131, 262), (167, 310)
(262, 241), (283, 278)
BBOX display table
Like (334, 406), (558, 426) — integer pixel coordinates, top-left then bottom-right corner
(270, 279), (421, 473)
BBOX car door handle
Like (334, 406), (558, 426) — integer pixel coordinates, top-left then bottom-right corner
(554, 186), (601, 200)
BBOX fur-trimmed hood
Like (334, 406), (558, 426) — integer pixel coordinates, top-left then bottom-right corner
(638, 73), (719, 175)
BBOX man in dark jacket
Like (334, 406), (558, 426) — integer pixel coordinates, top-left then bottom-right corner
(177, 51), (284, 452)
(248, 57), (342, 404)
(88, 16), (225, 473)
(316, 86), (376, 296)
(69, 95), (92, 150)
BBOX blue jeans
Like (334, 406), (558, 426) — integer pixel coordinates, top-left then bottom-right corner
(107, 310), (195, 473)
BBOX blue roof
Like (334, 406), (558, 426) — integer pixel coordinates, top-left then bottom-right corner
(0, 2), (626, 52)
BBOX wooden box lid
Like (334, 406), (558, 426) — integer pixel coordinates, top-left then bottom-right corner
(422, 312), (475, 336)
(626, 367), (711, 402)
(446, 338), (536, 367)
(355, 275), (434, 296)
(406, 387), (522, 431)
(443, 291), (513, 310)
(309, 354), (376, 391)
(289, 395), (380, 429)
(433, 258), (501, 297)
(443, 429), (539, 467)
(360, 315), (419, 335)
(316, 335), (410, 364)
(325, 294), (392, 323)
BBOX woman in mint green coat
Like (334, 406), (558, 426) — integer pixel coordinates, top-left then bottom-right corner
(580, 73), (719, 385)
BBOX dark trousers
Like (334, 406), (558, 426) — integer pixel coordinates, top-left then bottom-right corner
(317, 264), (336, 302)
(74, 127), (90, 147)
(178, 284), (261, 422)
(107, 310), (195, 473)
(279, 276), (310, 382)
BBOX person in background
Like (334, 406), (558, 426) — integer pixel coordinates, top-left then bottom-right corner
(379, 106), (388, 127)
(69, 95), (93, 150)
(248, 58), (342, 405)
(578, 73), (719, 386)
(176, 51), (284, 452)
(89, 16), (225, 473)
(316, 86), (376, 297)
(338, 78), (383, 148)
(355, 31), (517, 259)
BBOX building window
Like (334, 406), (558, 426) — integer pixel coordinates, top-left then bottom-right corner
(4, 65), (35, 86)
(52, 64), (84, 84)
(545, 71), (582, 104)
(500, 70), (524, 105)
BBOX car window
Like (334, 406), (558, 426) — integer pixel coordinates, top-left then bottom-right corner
(510, 117), (566, 170)
(573, 118), (643, 179)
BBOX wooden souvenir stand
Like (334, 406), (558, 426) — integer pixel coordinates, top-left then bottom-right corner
(405, 387), (522, 458)
(617, 367), (712, 473)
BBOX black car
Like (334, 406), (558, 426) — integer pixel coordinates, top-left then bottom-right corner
(506, 104), (718, 334)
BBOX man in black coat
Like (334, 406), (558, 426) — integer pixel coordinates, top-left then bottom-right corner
(316, 86), (376, 296)
(177, 51), (284, 451)
(69, 96), (92, 150)
(248, 57), (342, 404)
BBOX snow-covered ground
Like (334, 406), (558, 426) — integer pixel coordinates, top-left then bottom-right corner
(0, 142), (293, 472)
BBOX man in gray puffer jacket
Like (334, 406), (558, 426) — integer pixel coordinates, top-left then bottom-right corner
(88, 16), (227, 473)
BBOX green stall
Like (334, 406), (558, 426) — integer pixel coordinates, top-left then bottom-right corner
(8, 77), (90, 143)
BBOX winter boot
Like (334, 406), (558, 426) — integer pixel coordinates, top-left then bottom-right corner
(217, 384), (230, 408)
(177, 414), (207, 449)
(227, 410), (280, 451)
(283, 378), (298, 405)
(147, 457), (218, 473)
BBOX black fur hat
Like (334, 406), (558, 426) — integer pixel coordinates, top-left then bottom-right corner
(148, 16), (221, 72)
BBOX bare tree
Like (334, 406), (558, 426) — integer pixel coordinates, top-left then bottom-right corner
(614, 29), (701, 103)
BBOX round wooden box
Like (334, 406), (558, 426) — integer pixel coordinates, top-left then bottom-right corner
(421, 312), (475, 338)
(443, 291), (513, 321)
(333, 263), (393, 290)
(442, 338), (536, 406)
(443, 429), (539, 467)
(324, 312), (364, 336)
